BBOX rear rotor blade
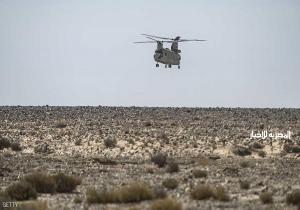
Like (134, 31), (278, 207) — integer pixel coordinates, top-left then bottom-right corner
(177, 39), (207, 42)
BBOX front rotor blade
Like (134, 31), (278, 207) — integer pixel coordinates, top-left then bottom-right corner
(145, 36), (174, 43)
(142, 34), (174, 40)
(133, 41), (157, 43)
(145, 36), (159, 42)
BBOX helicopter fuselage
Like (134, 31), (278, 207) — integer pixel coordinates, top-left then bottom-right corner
(154, 48), (181, 65)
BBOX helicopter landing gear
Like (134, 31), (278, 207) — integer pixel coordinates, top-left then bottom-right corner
(156, 63), (159, 67)
(178, 65), (180, 69)
(168, 64), (172, 68)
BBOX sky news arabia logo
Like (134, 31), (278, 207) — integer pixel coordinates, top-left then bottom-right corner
(250, 130), (292, 140)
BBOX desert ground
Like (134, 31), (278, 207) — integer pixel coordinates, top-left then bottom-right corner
(0, 106), (300, 210)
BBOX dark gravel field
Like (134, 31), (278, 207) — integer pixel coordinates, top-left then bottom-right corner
(0, 106), (300, 210)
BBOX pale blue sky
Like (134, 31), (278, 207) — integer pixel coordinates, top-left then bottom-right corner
(0, 0), (299, 107)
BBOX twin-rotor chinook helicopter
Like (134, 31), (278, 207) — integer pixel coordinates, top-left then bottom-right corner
(134, 34), (206, 69)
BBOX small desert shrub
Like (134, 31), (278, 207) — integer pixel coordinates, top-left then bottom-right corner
(240, 160), (251, 168)
(0, 190), (10, 204)
(170, 122), (177, 126)
(158, 133), (169, 142)
(86, 188), (117, 204)
(0, 136), (11, 150)
(34, 143), (50, 154)
(283, 144), (300, 153)
(5, 181), (37, 201)
(134, 130), (141, 136)
(24, 172), (81, 193)
(92, 157), (117, 165)
(258, 123), (264, 129)
(54, 121), (67, 128)
(116, 182), (154, 203)
(11, 142), (22, 151)
(193, 116), (200, 121)
(162, 178), (178, 190)
(86, 183), (154, 204)
(258, 150), (266, 157)
(286, 189), (300, 205)
(166, 161), (179, 173)
(0, 190), (6, 197)
(191, 184), (229, 201)
(209, 154), (221, 160)
(23, 172), (56, 193)
(124, 128), (130, 134)
(192, 169), (207, 178)
(17, 201), (47, 210)
(150, 198), (182, 210)
(53, 173), (81, 193)
(104, 137), (117, 148)
(197, 155), (209, 166)
(146, 167), (155, 174)
(232, 146), (252, 156)
(190, 184), (214, 200)
(259, 192), (273, 204)
(144, 121), (152, 127)
(73, 196), (83, 203)
(283, 144), (292, 153)
(74, 139), (81, 146)
(151, 153), (167, 168)
(127, 138), (135, 145)
(153, 186), (167, 199)
(251, 142), (264, 149)
(239, 180), (250, 190)
(213, 186), (230, 201)
(290, 146), (300, 153)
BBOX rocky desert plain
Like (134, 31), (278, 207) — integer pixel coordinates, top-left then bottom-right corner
(0, 106), (300, 210)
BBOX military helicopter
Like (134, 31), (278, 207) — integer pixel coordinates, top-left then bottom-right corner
(134, 34), (206, 69)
